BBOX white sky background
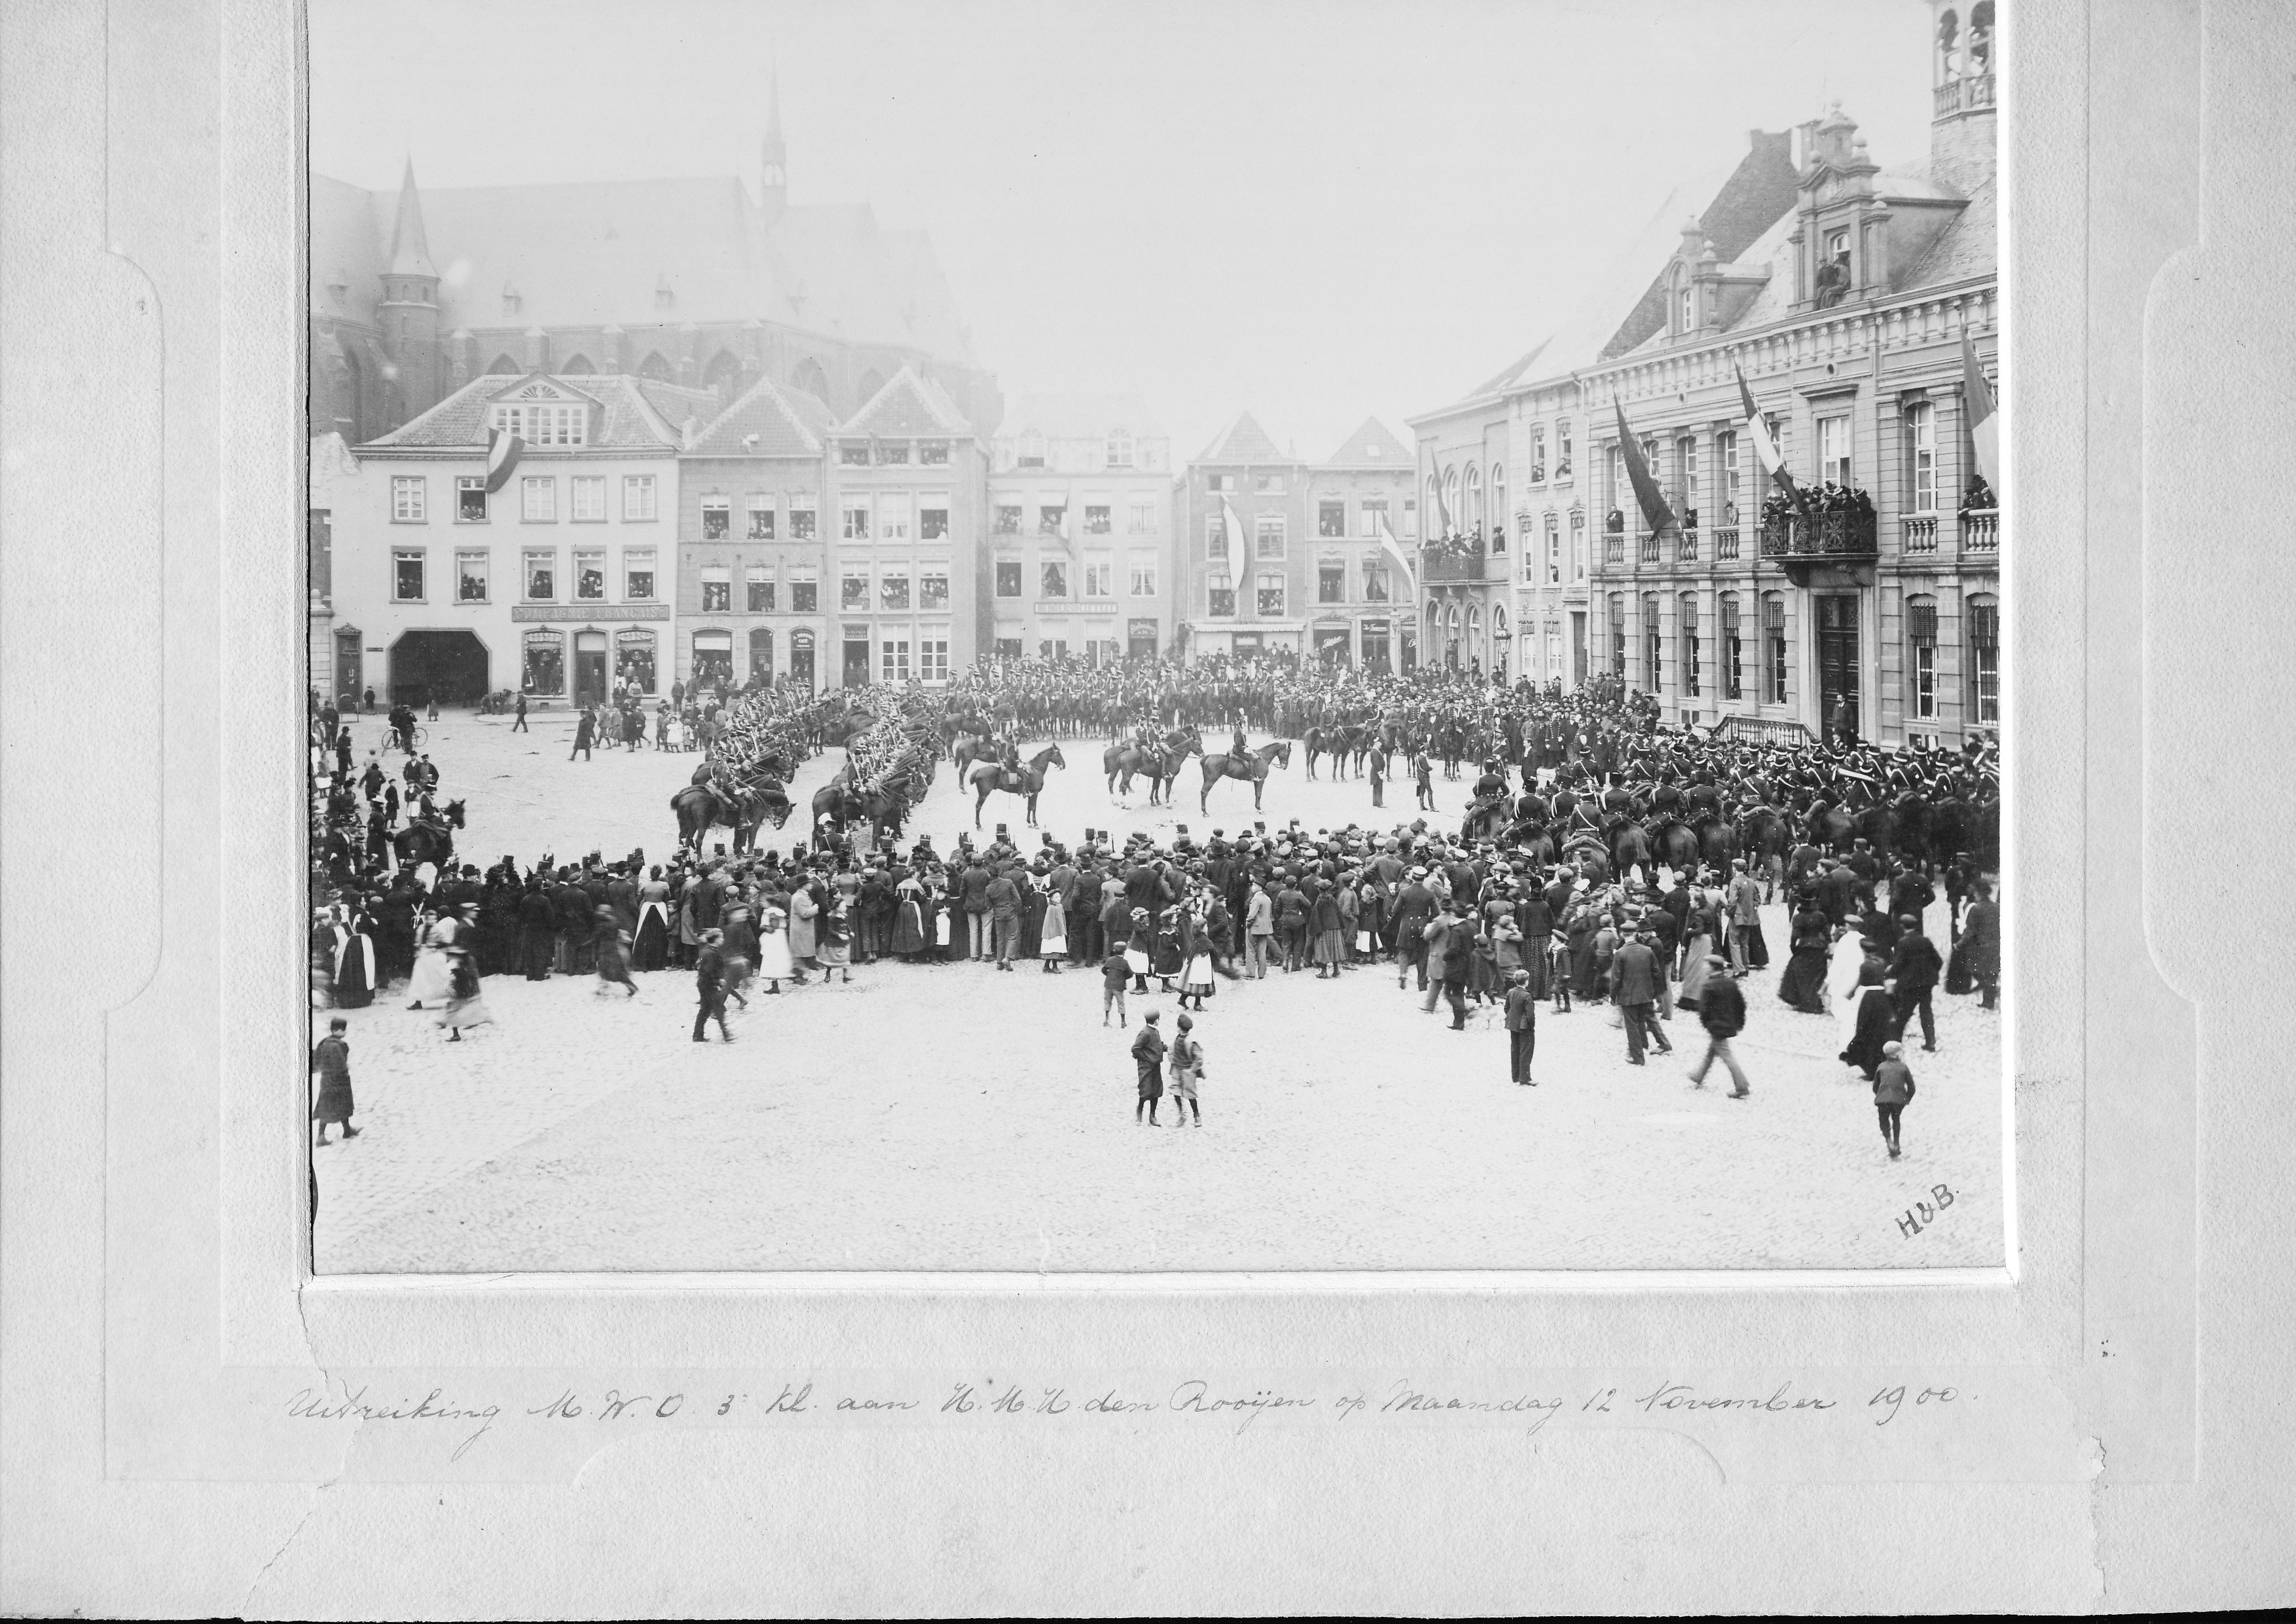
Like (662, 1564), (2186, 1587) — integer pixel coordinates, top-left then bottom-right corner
(310, 0), (1934, 460)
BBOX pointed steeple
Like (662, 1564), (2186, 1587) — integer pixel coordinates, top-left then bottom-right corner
(387, 157), (437, 279)
(759, 56), (789, 223)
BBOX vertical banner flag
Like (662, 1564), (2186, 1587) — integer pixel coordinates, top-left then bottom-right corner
(1429, 461), (1453, 537)
(1735, 364), (1814, 528)
(1377, 513), (1417, 596)
(1220, 496), (1250, 574)
(1612, 400), (1676, 538)
(483, 426), (524, 494)
(1961, 332), (2000, 497)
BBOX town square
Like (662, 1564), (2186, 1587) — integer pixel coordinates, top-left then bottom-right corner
(305, 0), (2004, 1276)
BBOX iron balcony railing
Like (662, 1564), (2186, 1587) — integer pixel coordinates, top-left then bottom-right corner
(1758, 508), (1880, 559)
(1419, 550), (1485, 583)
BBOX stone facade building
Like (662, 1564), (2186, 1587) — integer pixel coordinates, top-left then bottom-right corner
(984, 396), (1174, 665)
(1410, 0), (1999, 746)
(1173, 413), (1311, 663)
(1303, 419), (1418, 673)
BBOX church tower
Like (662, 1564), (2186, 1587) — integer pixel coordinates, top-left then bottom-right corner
(759, 58), (788, 224)
(1928, 0), (1998, 195)
(377, 158), (443, 426)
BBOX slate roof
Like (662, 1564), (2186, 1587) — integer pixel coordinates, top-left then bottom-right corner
(1317, 417), (1413, 468)
(994, 394), (1165, 442)
(359, 372), (712, 451)
(689, 375), (836, 457)
(308, 169), (979, 368)
(1597, 130), (1798, 360)
(835, 365), (973, 438)
(1195, 411), (1292, 465)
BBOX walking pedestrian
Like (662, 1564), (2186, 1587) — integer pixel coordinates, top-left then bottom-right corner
(1245, 878), (1273, 979)
(691, 929), (733, 1042)
(1504, 969), (1537, 1085)
(1872, 1040), (1916, 1158)
(1685, 955), (1751, 1098)
(1612, 926), (1673, 1065)
(570, 708), (595, 762)
(310, 1016), (359, 1145)
(1887, 913), (1942, 1050)
(511, 691), (528, 732)
(1101, 944), (1131, 1026)
(1132, 1010), (1167, 1124)
(432, 904), (492, 1041)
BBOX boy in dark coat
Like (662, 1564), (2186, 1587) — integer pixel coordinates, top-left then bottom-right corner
(1887, 916), (1944, 1051)
(1872, 1041), (1916, 1158)
(1131, 1012), (1167, 1124)
(1101, 946), (1131, 1027)
(1504, 969), (1537, 1085)
(310, 1017), (359, 1145)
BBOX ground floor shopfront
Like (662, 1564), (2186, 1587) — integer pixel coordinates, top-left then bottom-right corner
(989, 604), (1164, 667)
(1582, 565), (2002, 744)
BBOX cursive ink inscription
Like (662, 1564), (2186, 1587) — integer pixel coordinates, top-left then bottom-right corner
(1867, 1384), (1959, 1426)
(287, 1386), (503, 1462)
(1168, 1381), (1317, 1430)
(1635, 1381), (1836, 1415)
(1379, 1383), (1564, 1430)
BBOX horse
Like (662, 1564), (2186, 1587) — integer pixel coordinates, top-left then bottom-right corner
(1103, 732), (1200, 804)
(1738, 805), (1789, 879)
(1435, 718), (1468, 780)
(1609, 820), (1654, 889)
(1303, 725), (1352, 780)
(1461, 797), (1510, 843)
(1696, 817), (1739, 875)
(1655, 821), (1702, 879)
(390, 799), (465, 874)
(967, 744), (1065, 829)
(672, 782), (790, 852)
(1199, 739), (1291, 815)
(1503, 821), (1558, 871)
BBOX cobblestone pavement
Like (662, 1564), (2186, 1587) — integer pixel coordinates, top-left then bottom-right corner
(316, 707), (2005, 1274)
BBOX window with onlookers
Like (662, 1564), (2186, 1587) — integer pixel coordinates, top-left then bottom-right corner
(1361, 561), (1389, 602)
(919, 442), (949, 466)
(457, 477), (488, 523)
(994, 505), (1023, 535)
(1319, 561), (1345, 602)
(701, 500), (729, 540)
(701, 564), (730, 612)
(995, 560), (1023, 597)
(575, 549), (606, 600)
(1319, 500), (1346, 538)
(1084, 504), (1112, 535)
(1257, 569), (1285, 616)
(523, 550), (555, 600)
(843, 504), (871, 542)
(748, 496), (774, 539)
(1038, 504), (1066, 536)
(841, 443), (872, 466)
(880, 570), (911, 612)
(623, 548), (655, 601)
(790, 578), (817, 613)
(920, 498), (949, 540)
(788, 498), (816, 540)
(919, 570), (949, 610)
(841, 572), (869, 610)
(1041, 560), (1068, 599)
(456, 549), (488, 602)
(747, 566), (773, 612)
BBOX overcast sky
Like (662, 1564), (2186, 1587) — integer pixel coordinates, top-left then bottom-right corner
(311, 0), (1936, 460)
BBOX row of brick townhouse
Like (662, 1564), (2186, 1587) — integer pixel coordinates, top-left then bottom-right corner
(314, 370), (1206, 704)
(1175, 414), (1420, 671)
(1409, 0), (2001, 745)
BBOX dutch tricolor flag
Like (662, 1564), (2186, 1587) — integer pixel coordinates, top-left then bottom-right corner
(483, 426), (525, 494)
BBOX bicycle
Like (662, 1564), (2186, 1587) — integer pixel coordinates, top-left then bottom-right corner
(380, 724), (428, 756)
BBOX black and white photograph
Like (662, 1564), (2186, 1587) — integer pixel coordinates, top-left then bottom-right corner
(17, 0), (2296, 1614)
(304, 0), (2005, 1276)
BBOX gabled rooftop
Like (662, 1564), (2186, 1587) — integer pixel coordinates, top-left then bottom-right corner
(1316, 417), (1413, 469)
(358, 371), (714, 451)
(834, 365), (973, 439)
(1194, 410), (1292, 466)
(689, 374), (836, 457)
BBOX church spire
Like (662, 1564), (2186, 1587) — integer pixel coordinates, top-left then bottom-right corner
(387, 157), (437, 280)
(759, 57), (788, 223)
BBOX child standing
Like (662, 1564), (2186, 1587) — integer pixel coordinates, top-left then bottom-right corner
(310, 1016), (359, 1145)
(1168, 1014), (1204, 1126)
(1131, 1011), (1167, 1125)
(1872, 1039), (1916, 1159)
(1101, 946), (1131, 1027)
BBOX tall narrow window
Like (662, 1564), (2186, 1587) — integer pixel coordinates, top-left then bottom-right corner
(1643, 593), (1662, 692)
(700, 564), (730, 612)
(1719, 431), (1740, 521)
(1679, 594), (1700, 697)
(621, 475), (657, 521)
(1721, 595), (1743, 699)
(393, 549), (426, 600)
(456, 549), (488, 602)
(524, 549), (555, 601)
(1818, 415), (1851, 487)
(520, 476), (556, 522)
(1904, 401), (1937, 511)
(570, 476), (606, 521)
(456, 477), (488, 522)
(1764, 595), (1789, 703)
(1608, 595), (1626, 677)
(1969, 598), (1999, 723)
(701, 500), (729, 540)
(623, 547), (655, 601)
(1556, 419), (1573, 478)
(748, 496), (776, 540)
(1908, 599), (1939, 719)
(746, 565), (773, 612)
(391, 475), (426, 523)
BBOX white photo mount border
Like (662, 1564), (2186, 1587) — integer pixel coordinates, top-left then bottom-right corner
(62, 0), (2196, 1512)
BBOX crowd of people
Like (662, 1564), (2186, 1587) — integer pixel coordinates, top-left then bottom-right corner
(308, 657), (2001, 1156)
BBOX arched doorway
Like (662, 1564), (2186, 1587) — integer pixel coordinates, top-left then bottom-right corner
(388, 629), (489, 707)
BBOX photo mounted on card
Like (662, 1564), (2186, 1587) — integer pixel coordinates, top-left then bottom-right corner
(304, 0), (2004, 1279)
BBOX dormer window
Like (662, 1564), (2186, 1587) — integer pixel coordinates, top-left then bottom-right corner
(1017, 435), (1046, 469)
(1677, 285), (1694, 334)
(840, 443), (872, 466)
(490, 384), (591, 447)
(1105, 431), (1134, 468)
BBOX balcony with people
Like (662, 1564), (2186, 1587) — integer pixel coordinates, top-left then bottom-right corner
(1419, 526), (1487, 583)
(1758, 485), (1880, 578)
(1957, 474), (1999, 555)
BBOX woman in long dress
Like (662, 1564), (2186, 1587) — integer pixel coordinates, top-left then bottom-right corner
(406, 910), (454, 1008)
(815, 893), (852, 984)
(331, 905), (376, 1010)
(632, 866), (672, 972)
(788, 879), (820, 970)
(755, 895), (797, 991)
(1309, 881), (1346, 978)
(1774, 896), (1834, 1014)
(1035, 872), (1066, 972)
(432, 904), (494, 1041)
(1675, 898), (1719, 1014)
(593, 904), (637, 997)
(891, 875), (928, 962)
(1176, 896), (1215, 1008)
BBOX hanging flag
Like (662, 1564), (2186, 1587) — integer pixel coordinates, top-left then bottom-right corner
(1961, 332), (2000, 498)
(483, 426), (524, 494)
(1612, 400), (1676, 538)
(1427, 460), (1453, 537)
(1735, 365), (1815, 528)
(1376, 513), (1418, 597)
(1220, 496), (1250, 574)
